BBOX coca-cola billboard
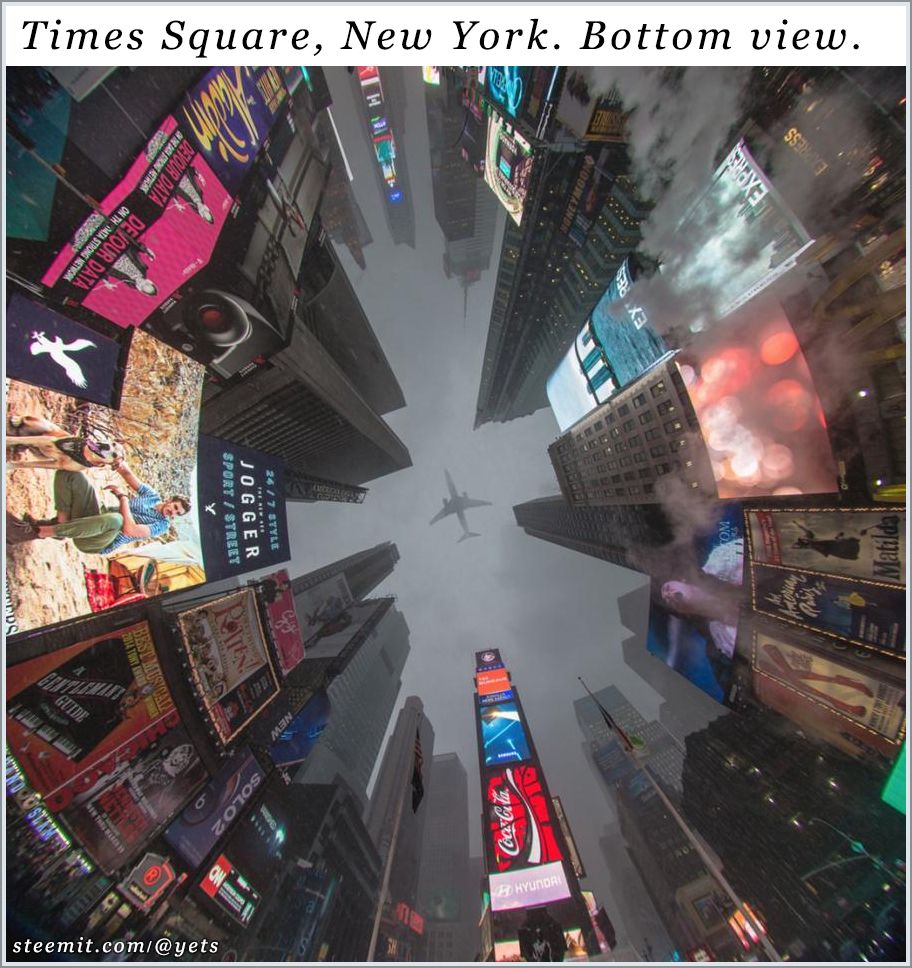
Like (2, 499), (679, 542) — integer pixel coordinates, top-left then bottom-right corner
(486, 764), (564, 874)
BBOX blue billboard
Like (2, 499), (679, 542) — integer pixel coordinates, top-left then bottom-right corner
(646, 503), (744, 705)
(269, 690), (332, 769)
(547, 258), (668, 431)
(480, 701), (532, 767)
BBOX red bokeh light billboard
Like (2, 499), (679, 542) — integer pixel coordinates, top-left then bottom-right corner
(678, 296), (838, 499)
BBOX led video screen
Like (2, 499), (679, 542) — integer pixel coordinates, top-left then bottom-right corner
(480, 701), (532, 767)
(485, 764), (563, 873)
(484, 110), (534, 226)
(646, 503), (745, 704)
(679, 297), (838, 499)
(6, 329), (206, 634)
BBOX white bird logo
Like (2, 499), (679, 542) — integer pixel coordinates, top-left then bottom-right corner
(29, 330), (96, 389)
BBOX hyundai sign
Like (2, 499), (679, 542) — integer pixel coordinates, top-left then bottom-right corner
(488, 860), (571, 912)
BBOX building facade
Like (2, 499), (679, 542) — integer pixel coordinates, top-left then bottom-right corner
(416, 753), (479, 962)
(290, 541), (400, 603)
(548, 355), (716, 507)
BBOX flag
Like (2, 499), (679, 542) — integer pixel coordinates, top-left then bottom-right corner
(590, 692), (646, 755)
(411, 726), (424, 812)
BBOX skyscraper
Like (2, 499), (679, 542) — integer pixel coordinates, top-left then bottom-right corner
(290, 541), (400, 603)
(366, 696), (436, 961)
(547, 355), (716, 507)
(352, 66), (416, 248)
(513, 495), (673, 572)
(682, 707), (906, 960)
(425, 71), (500, 291)
(474, 139), (649, 428)
(417, 753), (478, 962)
(296, 605), (410, 804)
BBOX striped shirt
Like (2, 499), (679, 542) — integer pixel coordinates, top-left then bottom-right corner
(103, 484), (169, 554)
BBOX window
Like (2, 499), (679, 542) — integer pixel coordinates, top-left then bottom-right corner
(634, 452), (647, 463)
(638, 411), (654, 425)
(657, 400), (676, 415)
(607, 412), (616, 424)
(594, 420), (604, 431)
(664, 419), (683, 433)
(628, 434), (641, 448)
(606, 460), (617, 470)
(616, 441), (626, 452)
(650, 444), (667, 457)
(669, 438), (688, 452)
(628, 485), (642, 495)
(638, 467), (652, 479)
(599, 434), (609, 444)
(633, 393), (647, 408)
(611, 427), (621, 438)
(644, 482), (655, 494)
(611, 474), (622, 484)
(645, 427), (661, 441)
(623, 471), (636, 482)
(618, 404), (630, 416)
(620, 456), (632, 467)
(585, 426), (594, 436)
(622, 419), (635, 432)
(657, 462), (672, 475)
(650, 380), (667, 397)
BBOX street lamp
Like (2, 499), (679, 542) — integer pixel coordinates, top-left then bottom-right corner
(803, 817), (905, 887)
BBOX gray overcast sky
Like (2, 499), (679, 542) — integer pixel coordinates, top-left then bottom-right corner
(271, 66), (676, 951)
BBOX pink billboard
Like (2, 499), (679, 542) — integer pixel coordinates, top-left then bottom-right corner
(261, 569), (306, 676)
(489, 860), (571, 913)
(42, 116), (232, 328)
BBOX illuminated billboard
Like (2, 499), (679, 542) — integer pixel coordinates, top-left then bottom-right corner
(268, 690), (331, 769)
(751, 566), (905, 657)
(6, 329), (206, 634)
(646, 503), (744, 704)
(176, 589), (280, 746)
(260, 569), (306, 676)
(294, 574), (354, 642)
(484, 110), (534, 226)
(180, 67), (288, 195)
(303, 599), (387, 661)
(881, 743), (906, 815)
(746, 508), (905, 586)
(42, 115), (232, 328)
(7, 622), (176, 812)
(480, 701), (533, 767)
(679, 297), (838, 499)
(164, 750), (265, 869)
(485, 67), (532, 119)
(476, 648), (505, 672)
(670, 138), (814, 325)
(547, 258), (668, 430)
(751, 629), (905, 761)
(6, 294), (122, 407)
(62, 722), (207, 874)
(196, 435), (289, 582)
(200, 853), (260, 926)
(422, 66), (441, 86)
(489, 860), (571, 913)
(478, 668), (512, 696)
(486, 764), (564, 873)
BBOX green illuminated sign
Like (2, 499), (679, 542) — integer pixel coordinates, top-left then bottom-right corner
(881, 742), (906, 815)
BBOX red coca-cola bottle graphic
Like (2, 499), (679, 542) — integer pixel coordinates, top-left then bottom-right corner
(487, 765), (562, 872)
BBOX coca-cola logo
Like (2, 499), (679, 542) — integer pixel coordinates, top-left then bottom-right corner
(486, 765), (562, 873)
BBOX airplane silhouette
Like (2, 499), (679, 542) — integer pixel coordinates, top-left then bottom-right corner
(429, 469), (492, 542)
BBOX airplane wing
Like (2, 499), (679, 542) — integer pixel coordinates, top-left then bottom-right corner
(461, 497), (492, 510)
(456, 506), (470, 534)
(429, 506), (452, 526)
(444, 469), (459, 501)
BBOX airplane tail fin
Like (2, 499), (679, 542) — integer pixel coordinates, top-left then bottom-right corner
(458, 532), (481, 543)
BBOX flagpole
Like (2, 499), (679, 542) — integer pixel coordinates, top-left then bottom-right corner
(366, 713), (421, 962)
(578, 678), (782, 962)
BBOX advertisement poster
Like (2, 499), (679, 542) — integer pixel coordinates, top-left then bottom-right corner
(7, 622), (176, 811)
(260, 569), (306, 676)
(196, 435), (289, 582)
(176, 589), (280, 745)
(6, 330), (206, 633)
(6, 293), (122, 406)
(679, 297), (838, 500)
(488, 860), (571, 913)
(268, 691), (331, 769)
(294, 574), (354, 639)
(199, 853), (260, 926)
(180, 67), (287, 194)
(302, 599), (386, 661)
(476, 648), (505, 672)
(746, 509), (905, 586)
(752, 632), (905, 744)
(671, 138), (814, 321)
(480, 701), (533, 767)
(42, 115), (232, 328)
(484, 110), (534, 225)
(477, 668), (512, 697)
(221, 784), (292, 890)
(120, 853), (177, 911)
(647, 504), (744, 704)
(164, 750), (266, 869)
(751, 566), (906, 657)
(62, 723), (207, 874)
(486, 764), (563, 873)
